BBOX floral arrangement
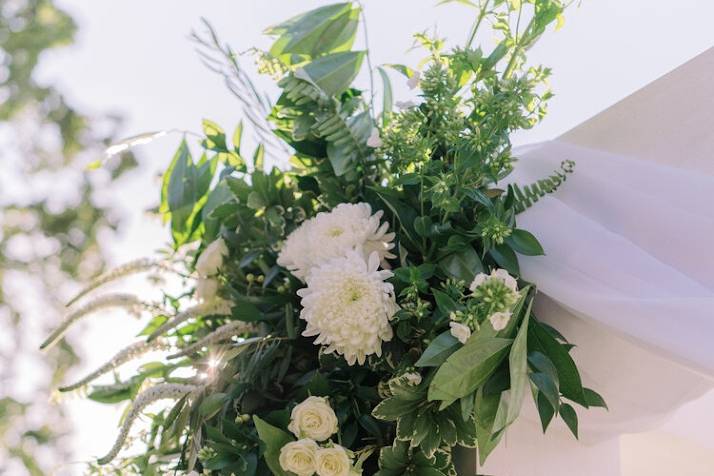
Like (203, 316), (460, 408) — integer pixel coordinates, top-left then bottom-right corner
(44, 1), (606, 474)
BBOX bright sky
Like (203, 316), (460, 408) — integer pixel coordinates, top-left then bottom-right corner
(37, 0), (714, 471)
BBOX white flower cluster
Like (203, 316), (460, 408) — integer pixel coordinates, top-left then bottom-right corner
(278, 203), (398, 366)
(449, 268), (520, 343)
(195, 238), (229, 302)
(279, 397), (361, 476)
(277, 203), (396, 280)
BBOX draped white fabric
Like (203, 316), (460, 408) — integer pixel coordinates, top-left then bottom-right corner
(464, 140), (714, 475)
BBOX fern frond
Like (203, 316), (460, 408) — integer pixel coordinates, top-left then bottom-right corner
(97, 383), (200, 465)
(511, 160), (575, 213)
(167, 321), (258, 359)
(59, 339), (172, 392)
(146, 299), (233, 342)
(41, 293), (161, 350)
(66, 258), (174, 307)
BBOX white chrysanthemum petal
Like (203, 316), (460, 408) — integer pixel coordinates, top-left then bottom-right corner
(298, 250), (397, 366)
(277, 203), (396, 279)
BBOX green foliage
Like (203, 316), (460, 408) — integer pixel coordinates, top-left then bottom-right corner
(76, 1), (605, 475)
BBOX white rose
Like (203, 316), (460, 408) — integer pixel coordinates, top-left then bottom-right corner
(195, 277), (219, 302)
(489, 311), (511, 331)
(279, 439), (319, 476)
(315, 445), (352, 476)
(288, 396), (338, 441)
(449, 321), (471, 344)
(196, 238), (229, 277)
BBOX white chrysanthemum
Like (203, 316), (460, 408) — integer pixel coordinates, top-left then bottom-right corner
(469, 268), (518, 293)
(449, 321), (471, 344)
(489, 311), (511, 331)
(278, 203), (396, 280)
(297, 250), (398, 365)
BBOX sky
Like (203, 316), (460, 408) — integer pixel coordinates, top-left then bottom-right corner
(34, 0), (714, 471)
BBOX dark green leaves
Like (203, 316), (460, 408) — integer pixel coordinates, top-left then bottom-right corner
(428, 330), (512, 406)
(506, 229), (544, 256)
(415, 331), (460, 367)
(253, 416), (293, 476)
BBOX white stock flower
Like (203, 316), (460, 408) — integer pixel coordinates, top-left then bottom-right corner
(315, 445), (352, 476)
(469, 268), (518, 293)
(279, 439), (319, 476)
(195, 277), (219, 302)
(288, 396), (339, 441)
(278, 203), (396, 280)
(366, 127), (383, 148)
(196, 238), (229, 277)
(297, 250), (398, 365)
(406, 70), (421, 89)
(489, 311), (511, 331)
(449, 321), (471, 344)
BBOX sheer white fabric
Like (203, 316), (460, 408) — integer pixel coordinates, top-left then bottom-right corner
(464, 140), (714, 475)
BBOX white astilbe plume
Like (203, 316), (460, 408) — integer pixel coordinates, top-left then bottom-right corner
(147, 299), (233, 341)
(297, 249), (398, 365)
(59, 339), (172, 392)
(278, 202), (396, 280)
(167, 321), (257, 359)
(97, 383), (200, 465)
(41, 293), (162, 350)
(66, 258), (175, 306)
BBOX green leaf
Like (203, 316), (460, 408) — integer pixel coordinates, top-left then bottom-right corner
(252, 144), (265, 172)
(415, 331), (460, 367)
(298, 51), (365, 97)
(384, 63), (416, 78)
(529, 320), (587, 407)
(583, 388), (608, 410)
(371, 188), (419, 244)
(428, 331), (512, 403)
(489, 243), (520, 275)
(559, 403), (579, 438)
(266, 3), (359, 59)
(530, 372), (559, 411)
(232, 121), (244, 156)
(536, 391), (555, 432)
(377, 66), (393, 126)
(439, 245), (483, 283)
(202, 119), (227, 151)
(253, 416), (293, 476)
(495, 298), (531, 432)
(506, 229), (544, 256)
(199, 392), (228, 418)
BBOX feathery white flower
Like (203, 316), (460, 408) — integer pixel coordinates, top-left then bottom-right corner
(196, 238), (228, 277)
(488, 311), (511, 331)
(406, 70), (421, 90)
(297, 250), (398, 365)
(59, 339), (171, 392)
(97, 383), (199, 464)
(469, 268), (518, 293)
(167, 321), (257, 359)
(41, 293), (161, 350)
(449, 321), (471, 344)
(278, 203), (396, 280)
(366, 128), (383, 148)
(147, 299), (233, 341)
(66, 258), (174, 307)
(279, 439), (319, 476)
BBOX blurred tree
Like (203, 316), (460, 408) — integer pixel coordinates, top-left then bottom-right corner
(0, 1), (136, 474)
